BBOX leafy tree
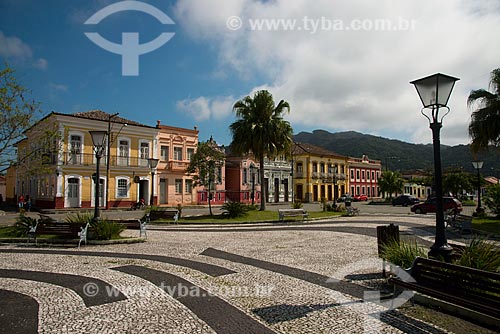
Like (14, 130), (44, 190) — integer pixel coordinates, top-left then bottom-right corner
(443, 172), (473, 198)
(0, 64), (42, 171)
(230, 90), (293, 210)
(468, 68), (500, 153)
(186, 138), (225, 216)
(378, 171), (404, 198)
(484, 184), (500, 217)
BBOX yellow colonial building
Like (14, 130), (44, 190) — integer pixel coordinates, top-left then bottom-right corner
(292, 142), (348, 203)
(12, 110), (159, 209)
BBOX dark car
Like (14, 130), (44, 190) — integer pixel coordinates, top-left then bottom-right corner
(337, 194), (352, 203)
(392, 195), (420, 207)
(411, 197), (463, 214)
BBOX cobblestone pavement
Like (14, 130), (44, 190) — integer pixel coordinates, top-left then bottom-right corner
(0, 214), (497, 333)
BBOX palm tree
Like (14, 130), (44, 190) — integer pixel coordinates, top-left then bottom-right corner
(468, 68), (500, 153)
(378, 171), (404, 199)
(230, 90), (293, 211)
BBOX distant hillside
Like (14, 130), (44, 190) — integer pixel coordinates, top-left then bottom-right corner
(294, 130), (500, 174)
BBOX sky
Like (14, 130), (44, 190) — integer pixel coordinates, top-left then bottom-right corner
(1, 0), (499, 146)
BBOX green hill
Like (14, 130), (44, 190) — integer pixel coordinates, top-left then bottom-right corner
(294, 130), (499, 175)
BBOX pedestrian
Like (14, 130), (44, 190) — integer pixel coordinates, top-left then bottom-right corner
(18, 195), (24, 211)
(25, 195), (31, 212)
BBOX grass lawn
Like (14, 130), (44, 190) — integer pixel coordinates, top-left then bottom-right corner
(154, 210), (343, 224)
(0, 226), (18, 238)
(472, 217), (500, 235)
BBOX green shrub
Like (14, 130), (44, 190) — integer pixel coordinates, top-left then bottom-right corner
(292, 201), (303, 209)
(64, 212), (93, 225)
(91, 220), (125, 240)
(221, 201), (249, 218)
(381, 239), (427, 269)
(12, 214), (37, 237)
(454, 237), (500, 272)
(246, 204), (258, 211)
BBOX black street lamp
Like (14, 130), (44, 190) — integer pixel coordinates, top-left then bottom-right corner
(250, 163), (256, 205)
(411, 73), (459, 259)
(332, 164), (338, 204)
(472, 161), (483, 214)
(89, 130), (108, 221)
(148, 158), (159, 206)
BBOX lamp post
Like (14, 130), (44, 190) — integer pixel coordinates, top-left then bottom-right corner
(89, 130), (108, 221)
(411, 73), (459, 259)
(250, 163), (256, 205)
(148, 158), (159, 206)
(472, 161), (483, 214)
(332, 164), (338, 204)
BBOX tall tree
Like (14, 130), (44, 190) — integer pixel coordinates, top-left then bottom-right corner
(0, 64), (41, 171)
(468, 68), (500, 153)
(186, 138), (225, 216)
(443, 172), (473, 198)
(230, 90), (293, 211)
(378, 171), (404, 198)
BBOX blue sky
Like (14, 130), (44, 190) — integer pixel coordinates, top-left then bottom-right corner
(1, 0), (500, 146)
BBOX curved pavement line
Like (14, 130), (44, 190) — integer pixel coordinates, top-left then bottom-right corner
(112, 265), (277, 334)
(0, 249), (235, 277)
(200, 248), (446, 333)
(0, 268), (126, 307)
(0, 289), (39, 334)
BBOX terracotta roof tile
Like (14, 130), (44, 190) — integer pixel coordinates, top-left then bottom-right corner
(72, 110), (144, 126)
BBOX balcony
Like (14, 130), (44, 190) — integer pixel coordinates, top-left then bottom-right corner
(60, 153), (152, 168)
(167, 161), (189, 171)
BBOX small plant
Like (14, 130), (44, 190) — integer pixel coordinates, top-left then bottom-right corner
(64, 212), (93, 225)
(221, 201), (248, 218)
(246, 204), (258, 211)
(91, 220), (125, 240)
(12, 214), (38, 237)
(292, 201), (303, 209)
(381, 239), (427, 269)
(454, 237), (500, 272)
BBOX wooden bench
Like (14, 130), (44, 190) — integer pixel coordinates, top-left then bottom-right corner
(389, 256), (500, 320)
(117, 214), (149, 238)
(278, 209), (308, 222)
(148, 210), (179, 223)
(28, 221), (89, 248)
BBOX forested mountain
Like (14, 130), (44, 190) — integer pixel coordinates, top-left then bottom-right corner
(294, 130), (500, 175)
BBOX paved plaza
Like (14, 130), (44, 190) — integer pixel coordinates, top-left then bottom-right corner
(0, 206), (496, 333)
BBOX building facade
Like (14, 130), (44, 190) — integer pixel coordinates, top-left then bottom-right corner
(225, 155), (260, 204)
(12, 110), (159, 209)
(292, 143), (348, 203)
(156, 122), (199, 206)
(347, 155), (382, 198)
(263, 156), (293, 203)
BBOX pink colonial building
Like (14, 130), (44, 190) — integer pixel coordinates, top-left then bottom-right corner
(155, 121), (199, 206)
(225, 154), (261, 204)
(347, 155), (382, 199)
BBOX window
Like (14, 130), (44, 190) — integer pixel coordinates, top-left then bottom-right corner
(118, 140), (129, 166)
(243, 168), (248, 184)
(356, 170), (360, 180)
(312, 163), (318, 172)
(217, 166), (222, 183)
(175, 179), (182, 194)
(297, 163), (303, 174)
(140, 142), (149, 166)
(372, 171), (375, 180)
(362, 171), (365, 180)
(185, 180), (193, 193)
(320, 163), (325, 173)
(367, 171), (370, 180)
(350, 170), (354, 179)
(70, 135), (82, 164)
(173, 147), (182, 160)
(116, 178), (129, 197)
(160, 145), (169, 161)
(187, 148), (195, 161)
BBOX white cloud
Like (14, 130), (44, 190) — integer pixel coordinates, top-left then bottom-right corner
(176, 95), (234, 121)
(49, 82), (69, 92)
(0, 31), (32, 59)
(174, 0), (500, 145)
(33, 58), (48, 70)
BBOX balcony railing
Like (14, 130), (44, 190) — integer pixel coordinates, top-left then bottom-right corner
(59, 153), (154, 168)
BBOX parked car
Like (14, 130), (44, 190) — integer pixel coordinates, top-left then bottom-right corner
(337, 194), (352, 203)
(353, 194), (368, 202)
(392, 195), (420, 207)
(410, 197), (463, 214)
